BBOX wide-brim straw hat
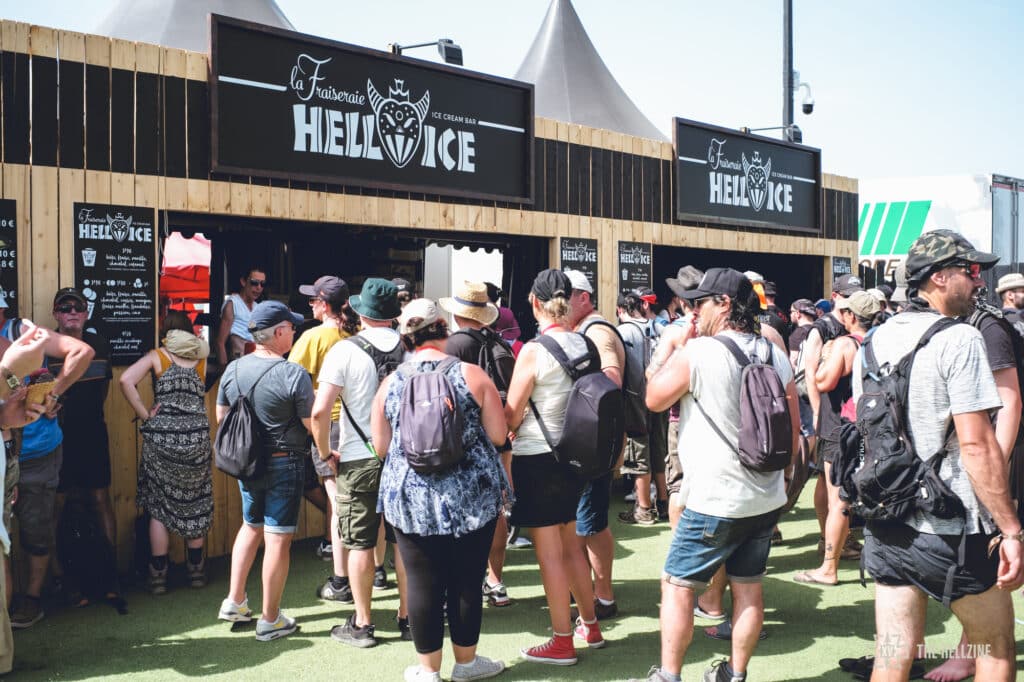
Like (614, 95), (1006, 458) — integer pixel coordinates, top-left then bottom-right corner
(439, 281), (499, 326)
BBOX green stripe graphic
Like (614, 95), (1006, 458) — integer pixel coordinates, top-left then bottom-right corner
(874, 202), (907, 256)
(858, 203), (871, 254)
(860, 202), (887, 256)
(891, 201), (932, 255)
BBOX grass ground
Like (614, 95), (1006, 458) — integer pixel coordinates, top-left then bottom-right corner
(9, 482), (1024, 681)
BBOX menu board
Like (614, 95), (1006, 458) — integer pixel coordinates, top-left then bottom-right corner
(0, 200), (17, 317)
(73, 203), (157, 364)
(618, 241), (652, 296)
(832, 256), (852, 285)
(560, 237), (598, 306)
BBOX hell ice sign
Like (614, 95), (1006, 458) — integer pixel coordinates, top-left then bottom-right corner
(674, 117), (821, 233)
(560, 237), (598, 307)
(73, 203), (157, 365)
(211, 15), (534, 203)
(618, 241), (652, 297)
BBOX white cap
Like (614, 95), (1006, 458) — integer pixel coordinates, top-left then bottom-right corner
(743, 270), (764, 283)
(564, 269), (594, 294)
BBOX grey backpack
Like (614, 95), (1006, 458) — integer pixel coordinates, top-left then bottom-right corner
(398, 358), (467, 475)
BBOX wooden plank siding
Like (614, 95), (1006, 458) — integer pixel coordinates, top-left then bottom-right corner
(0, 21), (858, 567)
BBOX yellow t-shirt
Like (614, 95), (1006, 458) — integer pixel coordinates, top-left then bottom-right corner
(289, 324), (349, 422)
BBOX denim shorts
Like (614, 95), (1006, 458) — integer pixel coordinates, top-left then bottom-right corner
(798, 398), (815, 437)
(663, 507), (780, 589)
(239, 453), (305, 534)
(576, 471), (612, 536)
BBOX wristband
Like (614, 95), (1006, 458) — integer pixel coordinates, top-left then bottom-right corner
(1001, 529), (1024, 543)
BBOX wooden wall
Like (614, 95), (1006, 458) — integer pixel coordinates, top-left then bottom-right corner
(0, 20), (859, 568)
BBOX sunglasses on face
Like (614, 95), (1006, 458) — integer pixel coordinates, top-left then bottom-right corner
(55, 302), (87, 313)
(951, 262), (982, 280)
(249, 279), (266, 287)
(309, 297), (322, 306)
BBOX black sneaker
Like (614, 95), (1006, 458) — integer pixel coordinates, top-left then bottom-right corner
(373, 566), (389, 589)
(397, 615), (413, 641)
(656, 500), (669, 521)
(571, 598), (618, 621)
(318, 577), (353, 603)
(330, 614), (378, 648)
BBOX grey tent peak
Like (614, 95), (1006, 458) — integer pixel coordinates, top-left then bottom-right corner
(95, 0), (294, 53)
(515, 0), (666, 142)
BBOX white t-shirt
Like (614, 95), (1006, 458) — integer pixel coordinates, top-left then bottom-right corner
(677, 331), (791, 518)
(852, 311), (1001, 535)
(318, 327), (402, 462)
(512, 332), (578, 456)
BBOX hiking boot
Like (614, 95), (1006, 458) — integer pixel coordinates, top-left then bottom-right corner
(331, 614), (378, 648)
(373, 566), (390, 589)
(315, 539), (333, 561)
(573, 617), (606, 648)
(397, 615), (413, 641)
(404, 666), (442, 682)
(10, 595), (44, 629)
(255, 612), (298, 642)
(628, 667), (680, 682)
(318, 577), (353, 603)
(482, 581), (511, 607)
(148, 563), (168, 595)
(187, 558), (207, 589)
(451, 655), (507, 681)
(703, 659), (746, 682)
(521, 635), (577, 665)
(570, 598), (618, 621)
(618, 505), (658, 525)
(218, 596), (254, 622)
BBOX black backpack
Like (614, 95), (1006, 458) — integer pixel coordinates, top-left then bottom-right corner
(340, 334), (406, 457)
(457, 328), (515, 403)
(528, 333), (625, 480)
(693, 335), (792, 473)
(214, 360), (282, 481)
(397, 358), (467, 474)
(581, 318), (647, 438)
(848, 317), (965, 523)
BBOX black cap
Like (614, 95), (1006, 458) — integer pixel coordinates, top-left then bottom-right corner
(531, 269), (572, 302)
(390, 278), (411, 293)
(791, 298), (816, 317)
(680, 267), (753, 302)
(832, 274), (865, 296)
(905, 229), (999, 284)
(763, 281), (778, 297)
(53, 287), (87, 306)
(248, 300), (303, 332)
(299, 276), (349, 306)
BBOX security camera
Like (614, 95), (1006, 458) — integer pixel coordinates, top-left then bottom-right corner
(802, 96), (814, 115)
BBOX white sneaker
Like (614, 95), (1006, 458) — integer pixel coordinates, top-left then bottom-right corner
(452, 655), (506, 681)
(510, 536), (532, 548)
(404, 665), (442, 681)
(218, 597), (253, 622)
(255, 612), (298, 641)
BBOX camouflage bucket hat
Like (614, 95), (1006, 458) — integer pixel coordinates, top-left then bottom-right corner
(904, 229), (998, 284)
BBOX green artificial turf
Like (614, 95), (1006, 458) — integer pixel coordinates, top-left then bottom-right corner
(10, 483), (1024, 681)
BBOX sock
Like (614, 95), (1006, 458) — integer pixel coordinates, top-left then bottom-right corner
(725, 662), (746, 680)
(553, 631), (572, 638)
(596, 597), (615, 606)
(330, 575), (349, 589)
(660, 670), (682, 682)
(582, 617), (597, 625)
(150, 554), (168, 571)
(187, 547), (203, 565)
(375, 565), (385, 572)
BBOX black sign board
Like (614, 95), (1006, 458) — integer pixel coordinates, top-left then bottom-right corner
(211, 15), (534, 203)
(674, 118), (821, 233)
(73, 203), (156, 365)
(560, 237), (599, 307)
(618, 241), (652, 297)
(832, 256), (852, 285)
(0, 200), (17, 317)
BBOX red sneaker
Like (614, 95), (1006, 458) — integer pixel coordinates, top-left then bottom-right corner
(574, 617), (606, 649)
(521, 634), (578, 665)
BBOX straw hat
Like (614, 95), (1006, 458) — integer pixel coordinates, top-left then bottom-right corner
(439, 281), (499, 326)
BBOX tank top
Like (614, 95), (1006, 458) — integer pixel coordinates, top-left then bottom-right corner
(222, 294), (254, 341)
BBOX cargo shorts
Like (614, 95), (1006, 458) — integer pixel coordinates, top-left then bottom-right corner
(335, 457), (382, 550)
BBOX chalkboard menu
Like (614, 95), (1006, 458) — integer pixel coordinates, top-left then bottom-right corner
(560, 237), (598, 306)
(832, 256), (852, 285)
(618, 241), (652, 296)
(0, 200), (17, 317)
(73, 203), (157, 364)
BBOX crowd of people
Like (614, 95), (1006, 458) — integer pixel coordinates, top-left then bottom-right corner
(1, 230), (1023, 680)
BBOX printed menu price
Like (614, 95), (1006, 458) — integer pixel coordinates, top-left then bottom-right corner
(0, 200), (18, 317)
(618, 241), (652, 297)
(560, 237), (598, 307)
(73, 203), (157, 365)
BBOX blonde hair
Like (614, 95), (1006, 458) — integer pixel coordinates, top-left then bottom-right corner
(530, 292), (572, 326)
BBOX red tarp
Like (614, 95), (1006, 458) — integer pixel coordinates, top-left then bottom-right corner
(160, 232), (211, 303)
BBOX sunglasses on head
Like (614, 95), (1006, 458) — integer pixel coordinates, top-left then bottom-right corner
(249, 279), (266, 287)
(55, 302), (86, 313)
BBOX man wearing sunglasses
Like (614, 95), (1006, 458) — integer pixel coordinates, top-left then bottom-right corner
(216, 267), (266, 367)
(0, 288), (94, 629)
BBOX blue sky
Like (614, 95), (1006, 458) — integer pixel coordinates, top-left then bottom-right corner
(2, 0), (1022, 181)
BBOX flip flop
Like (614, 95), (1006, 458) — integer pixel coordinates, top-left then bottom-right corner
(703, 620), (767, 641)
(693, 605), (727, 621)
(793, 571), (838, 586)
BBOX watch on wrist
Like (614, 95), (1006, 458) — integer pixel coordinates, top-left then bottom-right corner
(1, 367), (20, 391)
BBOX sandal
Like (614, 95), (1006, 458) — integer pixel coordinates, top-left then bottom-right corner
(793, 571), (839, 586)
(693, 604), (727, 621)
(704, 620), (767, 641)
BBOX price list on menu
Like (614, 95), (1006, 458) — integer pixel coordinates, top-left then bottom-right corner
(560, 237), (599, 306)
(617, 241), (652, 296)
(73, 203), (157, 364)
(0, 200), (18, 316)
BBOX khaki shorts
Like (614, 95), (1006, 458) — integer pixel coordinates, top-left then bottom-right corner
(335, 457), (382, 550)
(621, 412), (668, 477)
(665, 419), (682, 495)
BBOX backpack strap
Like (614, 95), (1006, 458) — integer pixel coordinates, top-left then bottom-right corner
(580, 318), (628, 388)
(526, 333), (597, 455)
(713, 334), (773, 368)
(460, 327), (510, 393)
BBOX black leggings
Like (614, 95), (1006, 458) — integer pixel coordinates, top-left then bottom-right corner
(394, 517), (497, 654)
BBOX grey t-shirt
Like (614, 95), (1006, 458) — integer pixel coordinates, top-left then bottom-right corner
(217, 355), (315, 454)
(853, 311), (1001, 535)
